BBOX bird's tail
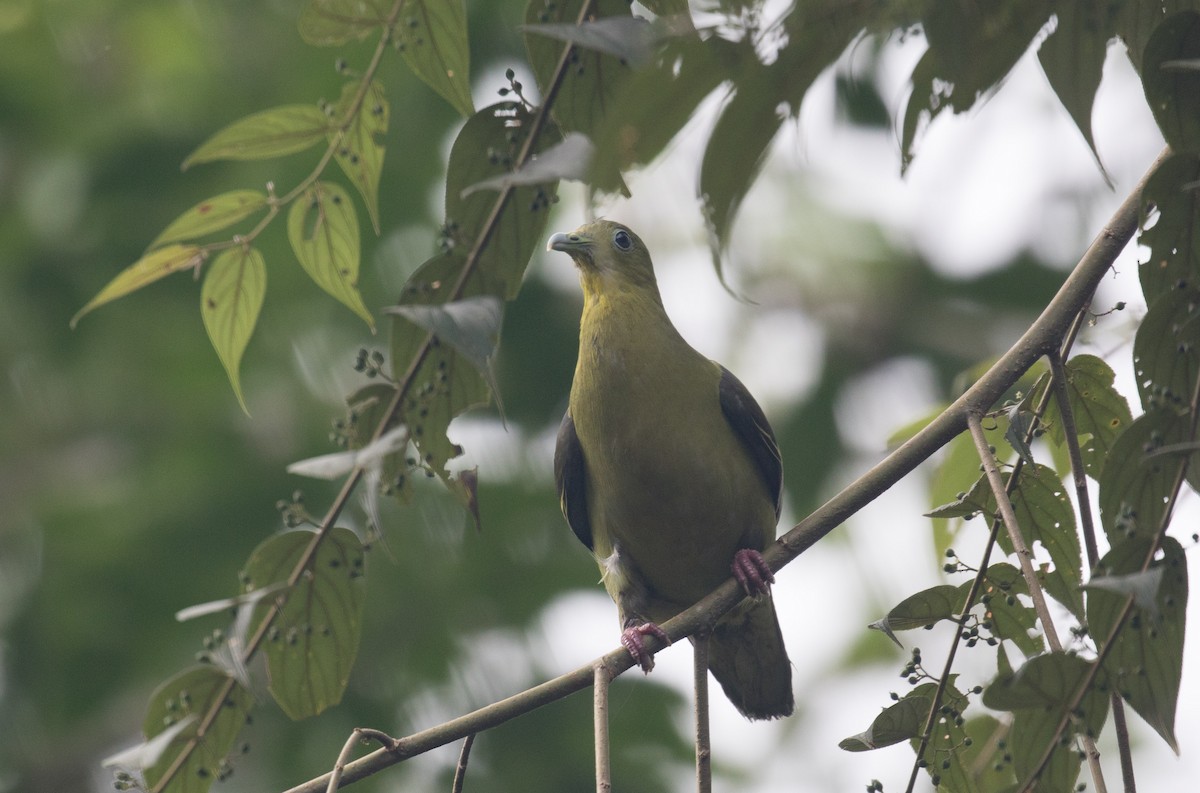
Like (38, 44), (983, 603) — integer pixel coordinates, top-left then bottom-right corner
(706, 595), (793, 720)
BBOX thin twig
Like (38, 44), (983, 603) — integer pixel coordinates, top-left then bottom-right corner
(594, 663), (612, 793)
(968, 411), (1064, 651)
(1048, 349), (1118, 793)
(451, 734), (475, 793)
(693, 633), (712, 793)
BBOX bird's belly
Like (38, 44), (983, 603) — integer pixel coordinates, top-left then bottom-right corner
(588, 426), (773, 615)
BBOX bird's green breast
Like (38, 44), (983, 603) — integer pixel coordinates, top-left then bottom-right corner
(569, 288), (776, 616)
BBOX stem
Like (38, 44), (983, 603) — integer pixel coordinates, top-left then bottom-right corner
(594, 662), (612, 793)
(451, 734), (475, 793)
(694, 633), (712, 793)
(1049, 351), (1101, 568)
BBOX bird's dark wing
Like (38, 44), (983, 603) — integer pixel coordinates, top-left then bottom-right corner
(554, 410), (593, 550)
(718, 366), (783, 520)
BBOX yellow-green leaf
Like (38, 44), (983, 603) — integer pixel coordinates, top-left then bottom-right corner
(298, 0), (391, 46)
(245, 528), (366, 720)
(141, 666), (253, 793)
(201, 247), (266, 413)
(330, 81), (388, 233)
(151, 190), (268, 249)
(183, 105), (329, 169)
(71, 244), (203, 328)
(396, 0), (473, 118)
(287, 181), (374, 329)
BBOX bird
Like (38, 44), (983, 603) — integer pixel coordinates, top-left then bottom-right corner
(547, 218), (794, 720)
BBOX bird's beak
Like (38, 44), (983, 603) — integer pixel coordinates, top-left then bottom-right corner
(547, 231), (593, 255)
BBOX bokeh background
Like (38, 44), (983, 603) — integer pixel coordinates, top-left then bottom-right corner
(1, 1), (1196, 792)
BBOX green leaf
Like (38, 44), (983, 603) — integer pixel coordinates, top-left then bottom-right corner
(1088, 535), (1187, 752)
(839, 695), (930, 751)
(461, 132), (594, 196)
(1138, 153), (1200, 303)
(926, 473), (992, 520)
(150, 190), (268, 249)
(443, 102), (559, 299)
(71, 244), (204, 327)
(287, 181), (374, 329)
(386, 295), (503, 379)
(1038, 3), (1117, 164)
(982, 562), (1045, 658)
(525, 0), (633, 189)
(907, 679), (973, 791)
(390, 253), (493, 478)
(902, 1), (1048, 171)
(140, 666), (253, 793)
(298, 0), (391, 46)
(1098, 409), (1200, 543)
(1004, 404), (1037, 467)
(201, 247), (266, 413)
(589, 33), (737, 183)
(983, 652), (1109, 792)
(396, 0), (473, 118)
(1033, 354), (1133, 480)
(330, 81), (388, 234)
(1133, 288), (1200, 412)
(870, 584), (962, 639)
(522, 15), (668, 67)
(1003, 463), (1084, 619)
(924, 420), (1005, 550)
(183, 105), (329, 168)
(1142, 11), (1200, 153)
(245, 528), (366, 720)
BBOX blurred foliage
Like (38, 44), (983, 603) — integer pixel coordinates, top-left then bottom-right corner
(2, 2), (1198, 793)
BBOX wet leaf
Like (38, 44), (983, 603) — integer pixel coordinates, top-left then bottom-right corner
(150, 190), (268, 249)
(72, 244), (204, 327)
(139, 666), (253, 792)
(246, 528), (366, 720)
(329, 81), (388, 233)
(287, 181), (374, 329)
(183, 105), (329, 168)
(201, 247), (266, 413)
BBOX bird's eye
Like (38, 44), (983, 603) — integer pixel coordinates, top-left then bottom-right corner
(613, 229), (632, 251)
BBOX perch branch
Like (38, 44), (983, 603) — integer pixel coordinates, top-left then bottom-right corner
(694, 633), (712, 793)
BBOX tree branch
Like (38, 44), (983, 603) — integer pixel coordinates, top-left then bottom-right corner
(694, 633), (712, 793)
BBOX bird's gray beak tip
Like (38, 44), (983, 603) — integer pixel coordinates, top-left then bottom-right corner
(547, 231), (571, 253)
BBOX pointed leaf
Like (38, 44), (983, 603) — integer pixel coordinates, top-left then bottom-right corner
(1142, 11), (1200, 153)
(1038, 4), (1116, 163)
(150, 190), (268, 249)
(72, 244), (204, 327)
(396, 0), (473, 117)
(201, 247), (265, 413)
(926, 473), (992, 520)
(330, 81), (388, 233)
(521, 15), (675, 67)
(460, 132), (594, 197)
(906, 679), (973, 790)
(140, 666), (253, 792)
(287, 181), (374, 328)
(245, 528), (366, 720)
(980, 562), (1045, 658)
(1088, 536), (1187, 752)
(298, 0), (391, 46)
(1004, 463), (1084, 619)
(839, 695), (930, 751)
(183, 105), (329, 168)
(871, 584), (962, 635)
(1004, 403), (1037, 467)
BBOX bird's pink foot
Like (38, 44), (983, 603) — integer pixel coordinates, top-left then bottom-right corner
(620, 622), (671, 673)
(732, 548), (774, 597)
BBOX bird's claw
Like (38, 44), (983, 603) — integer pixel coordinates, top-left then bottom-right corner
(621, 622), (671, 673)
(732, 548), (774, 597)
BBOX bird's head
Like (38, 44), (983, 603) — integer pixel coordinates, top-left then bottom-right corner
(546, 219), (659, 295)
